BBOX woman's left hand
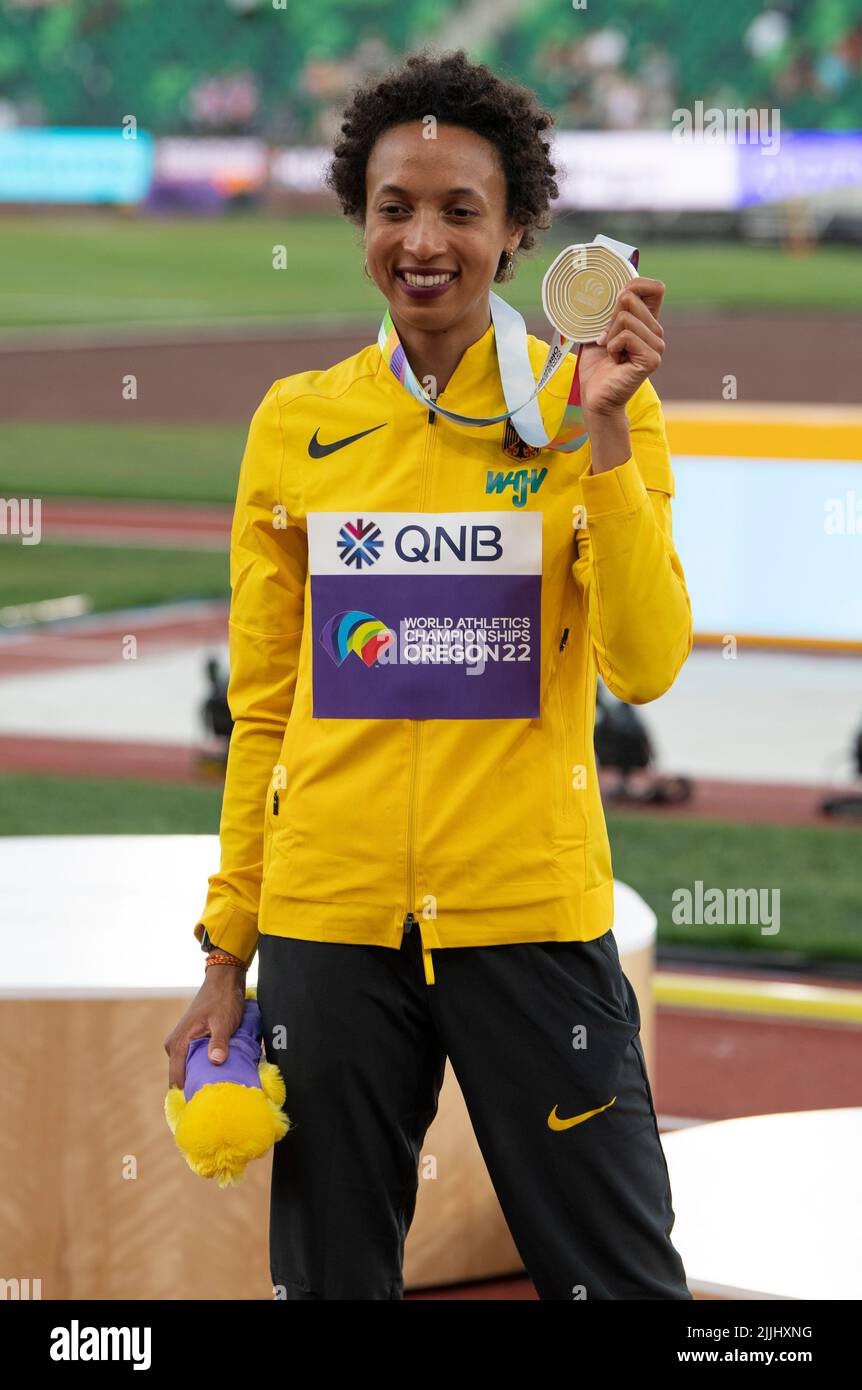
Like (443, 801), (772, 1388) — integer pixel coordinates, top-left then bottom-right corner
(577, 277), (666, 417)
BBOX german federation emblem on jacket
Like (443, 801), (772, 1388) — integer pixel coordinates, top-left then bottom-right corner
(502, 417), (542, 461)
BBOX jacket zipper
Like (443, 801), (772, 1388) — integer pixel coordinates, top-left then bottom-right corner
(405, 722), (422, 917)
(405, 403), (437, 985)
(556, 625), (573, 816)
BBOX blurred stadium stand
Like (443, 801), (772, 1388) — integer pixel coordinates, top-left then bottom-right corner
(2, 1), (861, 241)
(1, 0), (861, 141)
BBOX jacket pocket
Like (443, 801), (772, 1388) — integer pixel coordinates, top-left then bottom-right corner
(266, 718), (298, 868)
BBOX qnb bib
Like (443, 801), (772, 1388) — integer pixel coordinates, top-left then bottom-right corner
(377, 233), (639, 454)
(308, 511), (542, 720)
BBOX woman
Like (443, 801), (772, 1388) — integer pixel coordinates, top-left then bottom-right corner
(166, 49), (693, 1301)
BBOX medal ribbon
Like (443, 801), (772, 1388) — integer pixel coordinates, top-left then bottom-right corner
(377, 234), (639, 454)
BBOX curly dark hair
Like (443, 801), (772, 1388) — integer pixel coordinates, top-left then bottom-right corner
(324, 48), (559, 283)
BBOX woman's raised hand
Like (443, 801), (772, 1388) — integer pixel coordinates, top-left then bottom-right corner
(577, 277), (666, 418)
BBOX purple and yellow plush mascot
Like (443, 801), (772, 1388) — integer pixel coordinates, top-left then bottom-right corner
(165, 989), (291, 1187)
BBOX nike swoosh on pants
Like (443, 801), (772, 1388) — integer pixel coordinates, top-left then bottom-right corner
(547, 1097), (616, 1131)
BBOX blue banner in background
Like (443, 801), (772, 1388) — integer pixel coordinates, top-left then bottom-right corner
(738, 131), (862, 206)
(0, 128), (154, 203)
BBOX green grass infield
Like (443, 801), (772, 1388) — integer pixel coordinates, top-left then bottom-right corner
(0, 214), (857, 332)
(0, 773), (858, 960)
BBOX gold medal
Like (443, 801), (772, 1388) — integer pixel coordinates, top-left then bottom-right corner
(541, 242), (637, 344)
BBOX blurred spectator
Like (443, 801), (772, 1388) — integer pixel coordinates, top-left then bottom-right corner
(188, 72), (260, 132)
(745, 9), (791, 61)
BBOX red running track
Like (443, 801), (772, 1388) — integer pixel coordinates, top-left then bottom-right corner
(31, 498), (232, 550)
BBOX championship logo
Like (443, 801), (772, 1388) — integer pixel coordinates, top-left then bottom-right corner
(320, 610), (394, 667)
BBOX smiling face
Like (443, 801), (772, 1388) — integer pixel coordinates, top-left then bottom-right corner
(364, 121), (523, 335)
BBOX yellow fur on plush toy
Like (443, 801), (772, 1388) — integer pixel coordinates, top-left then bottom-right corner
(165, 1063), (290, 1188)
(164, 986), (292, 1188)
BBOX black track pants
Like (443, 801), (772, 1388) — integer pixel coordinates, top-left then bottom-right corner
(257, 923), (692, 1301)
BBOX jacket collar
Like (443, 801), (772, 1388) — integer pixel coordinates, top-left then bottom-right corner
(375, 314), (506, 415)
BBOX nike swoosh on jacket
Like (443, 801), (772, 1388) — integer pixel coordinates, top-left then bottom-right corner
(194, 321), (693, 968)
(308, 422), (387, 457)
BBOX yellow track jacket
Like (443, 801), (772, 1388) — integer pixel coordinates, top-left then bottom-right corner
(195, 318), (693, 984)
